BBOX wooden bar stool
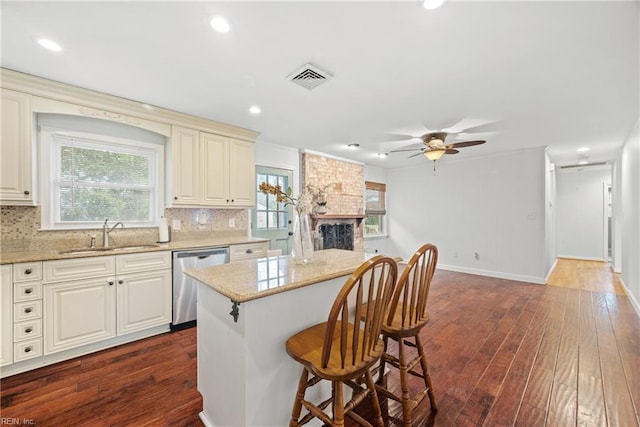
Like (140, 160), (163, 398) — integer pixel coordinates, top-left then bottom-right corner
(285, 255), (398, 427)
(375, 244), (439, 426)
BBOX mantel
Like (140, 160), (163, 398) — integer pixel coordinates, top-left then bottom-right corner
(310, 214), (365, 230)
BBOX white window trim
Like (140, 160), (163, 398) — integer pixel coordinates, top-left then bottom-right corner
(39, 127), (165, 230)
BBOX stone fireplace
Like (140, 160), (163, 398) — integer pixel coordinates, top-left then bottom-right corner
(302, 151), (364, 251)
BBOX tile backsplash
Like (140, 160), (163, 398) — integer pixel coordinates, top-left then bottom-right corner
(0, 206), (248, 252)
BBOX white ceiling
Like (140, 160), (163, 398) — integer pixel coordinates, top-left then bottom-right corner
(2, 1), (638, 169)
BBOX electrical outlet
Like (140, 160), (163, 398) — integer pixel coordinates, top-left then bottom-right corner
(228, 218), (235, 228)
(172, 219), (181, 231)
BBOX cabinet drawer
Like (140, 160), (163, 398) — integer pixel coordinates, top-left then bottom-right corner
(14, 319), (42, 342)
(230, 242), (269, 262)
(116, 251), (171, 274)
(14, 338), (42, 362)
(44, 256), (115, 283)
(13, 262), (42, 282)
(14, 281), (42, 302)
(14, 300), (42, 322)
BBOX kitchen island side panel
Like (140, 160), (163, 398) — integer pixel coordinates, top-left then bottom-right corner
(197, 275), (346, 426)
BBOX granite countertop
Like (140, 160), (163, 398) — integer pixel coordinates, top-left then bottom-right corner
(185, 249), (396, 303)
(0, 236), (268, 264)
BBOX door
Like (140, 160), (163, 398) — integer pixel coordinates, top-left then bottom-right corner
(44, 277), (116, 354)
(252, 166), (293, 255)
(117, 269), (172, 335)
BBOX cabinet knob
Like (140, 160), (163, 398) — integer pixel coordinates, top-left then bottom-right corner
(24, 288), (33, 294)
(118, 280), (124, 285)
(25, 327), (33, 334)
(24, 190), (30, 195)
(24, 346), (33, 353)
(108, 281), (114, 286)
(231, 199), (234, 203)
(174, 196), (178, 200)
(24, 307), (32, 314)
(226, 199), (230, 203)
(246, 249), (253, 254)
(24, 269), (32, 275)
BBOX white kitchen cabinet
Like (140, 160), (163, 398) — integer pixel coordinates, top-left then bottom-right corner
(0, 89), (34, 205)
(11, 262), (43, 363)
(43, 252), (171, 355)
(230, 241), (269, 262)
(171, 126), (255, 208)
(1, 265), (13, 367)
(117, 269), (172, 336)
(44, 277), (117, 354)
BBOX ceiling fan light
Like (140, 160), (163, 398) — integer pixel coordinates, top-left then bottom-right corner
(424, 149), (445, 161)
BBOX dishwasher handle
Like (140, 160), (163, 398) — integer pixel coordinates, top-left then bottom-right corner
(174, 247), (230, 259)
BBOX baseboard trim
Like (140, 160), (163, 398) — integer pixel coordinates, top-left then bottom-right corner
(619, 276), (640, 319)
(437, 264), (545, 285)
(556, 255), (606, 262)
(545, 258), (559, 283)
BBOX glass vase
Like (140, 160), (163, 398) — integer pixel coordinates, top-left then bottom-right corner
(291, 212), (314, 264)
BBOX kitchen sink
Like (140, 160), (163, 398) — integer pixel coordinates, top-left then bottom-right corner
(59, 244), (159, 255)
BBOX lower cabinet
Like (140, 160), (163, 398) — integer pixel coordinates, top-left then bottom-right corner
(43, 251), (171, 355)
(44, 277), (117, 354)
(0, 265), (12, 367)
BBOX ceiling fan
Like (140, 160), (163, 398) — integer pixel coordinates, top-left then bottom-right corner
(391, 131), (486, 162)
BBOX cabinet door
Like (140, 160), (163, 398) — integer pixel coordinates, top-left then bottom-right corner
(228, 138), (255, 207)
(201, 132), (229, 205)
(1, 265), (12, 366)
(44, 278), (116, 354)
(117, 269), (171, 336)
(171, 126), (201, 205)
(0, 89), (33, 205)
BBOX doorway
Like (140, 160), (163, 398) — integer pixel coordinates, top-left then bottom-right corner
(251, 166), (293, 255)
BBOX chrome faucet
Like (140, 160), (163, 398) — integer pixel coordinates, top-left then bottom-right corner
(103, 218), (124, 248)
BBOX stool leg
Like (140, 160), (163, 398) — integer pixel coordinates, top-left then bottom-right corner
(365, 368), (385, 427)
(377, 335), (389, 385)
(333, 380), (345, 427)
(397, 338), (412, 427)
(290, 368), (309, 427)
(415, 334), (437, 412)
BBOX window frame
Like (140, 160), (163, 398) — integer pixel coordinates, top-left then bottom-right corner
(364, 181), (387, 237)
(39, 127), (165, 230)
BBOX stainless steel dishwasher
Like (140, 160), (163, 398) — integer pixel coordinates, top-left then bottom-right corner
(172, 246), (229, 330)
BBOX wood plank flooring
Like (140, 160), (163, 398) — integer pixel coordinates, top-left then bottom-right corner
(1, 259), (638, 426)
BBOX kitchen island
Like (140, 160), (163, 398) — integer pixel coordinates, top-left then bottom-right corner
(185, 249), (384, 427)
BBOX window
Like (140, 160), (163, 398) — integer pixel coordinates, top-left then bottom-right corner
(255, 171), (290, 230)
(365, 181), (386, 236)
(39, 115), (165, 229)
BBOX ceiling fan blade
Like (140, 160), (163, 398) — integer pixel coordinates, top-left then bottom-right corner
(447, 140), (486, 148)
(390, 147), (424, 153)
(445, 149), (459, 154)
(408, 151), (425, 159)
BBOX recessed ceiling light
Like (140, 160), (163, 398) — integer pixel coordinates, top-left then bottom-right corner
(578, 160), (589, 165)
(423, 0), (445, 10)
(347, 144), (360, 149)
(37, 38), (62, 52)
(249, 105), (261, 115)
(376, 153), (389, 158)
(210, 16), (230, 33)
(577, 147), (590, 153)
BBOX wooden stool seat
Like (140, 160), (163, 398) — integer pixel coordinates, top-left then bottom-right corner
(285, 255), (398, 427)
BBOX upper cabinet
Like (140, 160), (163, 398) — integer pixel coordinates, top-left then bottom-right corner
(171, 126), (255, 208)
(0, 89), (35, 205)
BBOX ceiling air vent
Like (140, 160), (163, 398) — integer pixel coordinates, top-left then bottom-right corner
(287, 63), (333, 90)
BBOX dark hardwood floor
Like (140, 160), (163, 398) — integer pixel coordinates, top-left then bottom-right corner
(2, 260), (639, 426)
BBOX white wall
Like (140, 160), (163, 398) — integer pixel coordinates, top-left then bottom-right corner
(619, 118), (640, 314)
(254, 141), (301, 194)
(363, 165), (388, 255)
(555, 166), (611, 261)
(386, 148), (547, 284)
